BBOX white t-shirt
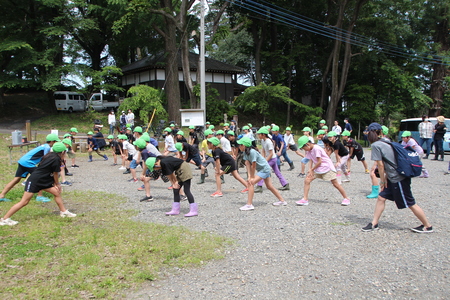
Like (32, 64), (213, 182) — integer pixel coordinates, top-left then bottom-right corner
(123, 141), (136, 156)
(220, 136), (232, 153)
(165, 135), (176, 151)
(261, 138), (277, 159)
(284, 133), (295, 146)
(108, 114), (116, 125)
(126, 112), (135, 125)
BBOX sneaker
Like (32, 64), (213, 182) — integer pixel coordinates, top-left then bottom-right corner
(239, 204), (254, 211)
(365, 169), (370, 174)
(297, 173), (305, 178)
(21, 181), (26, 186)
(128, 178), (138, 182)
(119, 166), (126, 170)
(272, 201), (287, 206)
(36, 196), (51, 203)
(418, 174), (429, 178)
(65, 172), (73, 176)
(341, 198), (351, 206)
(104, 156), (108, 161)
(60, 210), (77, 218)
(210, 192), (223, 197)
(71, 165), (79, 168)
(342, 177), (350, 182)
(61, 181), (72, 186)
(168, 185), (173, 190)
(254, 186), (263, 193)
(445, 171), (450, 175)
(295, 199), (309, 206)
(139, 195), (154, 202)
(362, 223), (379, 232)
(123, 169), (131, 174)
(180, 195), (188, 201)
(111, 163), (117, 166)
(137, 185), (145, 191)
(88, 159), (93, 162)
(240, 188), (249, 193)
(410, 225), (434, 233)
(0, 218), (18, 226)
(278, 184), (290, 191)
(0, 197), (12, 202)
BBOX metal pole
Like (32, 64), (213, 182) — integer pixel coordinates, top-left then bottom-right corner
(200, 0), (206, 123)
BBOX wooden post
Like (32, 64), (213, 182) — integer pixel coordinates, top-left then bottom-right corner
(146, 108), (157, 132)
(26, 120), (31, 142)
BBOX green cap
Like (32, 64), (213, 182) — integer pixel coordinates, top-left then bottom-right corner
(216, 130), (225, 135)
(145, 157), (156, 171)
(322, 125), (328, 130)
(317, 130), (326, 135)
(107, 135), (114, 139)
(141, 135), (150, 142)
(302, 127), (311, 132)
(209, 125), (215, 130)
(237, 136), (252, 147)
(272, 125), (280, 131)
(205, 121), (210, 125)
(342, 130), (351, 136)
(170, 124), (175, 127)
(285, 127), (291, 131)
(126, 127), (132, 131)
(175, 142), (183, 152)
(223, 123), (230, 127)
(320, 120), (326, 124)
(298, 136), (310, 148)
(242, 125), (250, 130)
(204, 129), (213, 136)
(257, 127), (269, 134)
(133, 139), (147, 149)
(62, 138), (72, 147)
(126, 124), (131, 128)
(133, 126), (143, 133)
(401, 131), (412, 137)
(52, 142), (66, 153)
(327, 131), (337, 137)
(248, 123), (252, 127)
(70, 127), (78, 133)
(63, 133), (72, 138)
(177, 130), (184, 136)
(382, 125), (389, 135)
(87, 131), (93, 135)
(119, 134), (128, 140)
(207, 137), (221, 146)
(46, 133), (60, 142)
(227, 130), (235, 136)
(143, 132), (149, 136)
(189, 125), (195, 129)
(164, 127), (172, 133)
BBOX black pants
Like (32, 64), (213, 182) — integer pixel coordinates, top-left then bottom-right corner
(173, 179), (194, 203)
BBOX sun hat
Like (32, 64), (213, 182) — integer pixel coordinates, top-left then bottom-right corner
(141, 135), (150, 142)
(298, 136), (310, 148)
(175, 142), (183, 152)
(177, 130), (184, 136)
(317, 130), (326, 135)
(327, 131), (337, 137)
(257, 127), (269, 134)
(285, 127), (291, 131)
(164, 127), (172, 133)
(52, 142), (66, 153)
(367, 122), (382, 131)
(302, 127), (311, 132)
(237, 136), (252, 147)
(437, 116), (445, 123)
(401, 131), (412, 137)
(207, 137), (221, 146)
(227, 130), (235, 136)
(272, 125), (280, 131)
(70, 127), (78, 133)
(133, 139), (147, 149)
(46, 133), (60, 142)
(382, 125), (389, 135)
(242, 125), (250, 130)
(248, 123), (252, 128)
(216, 130), (225, 135)
(133, 126), (143, 133)
(145, 157), (156, 171)
(342, 130), (351, 136)
(204, 129), (213, 136)
(62, 138), (72, 147)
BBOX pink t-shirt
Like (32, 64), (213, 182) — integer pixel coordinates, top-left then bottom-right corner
(401, 139), (424, 156)
(305, 145), (336, 174)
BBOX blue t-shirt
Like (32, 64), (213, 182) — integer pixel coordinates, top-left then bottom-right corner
(18, 144), (51, 168)
(243, 149), (271, 174)
(88, 137), (99, 149)
(271, 133), (285, 150)
(345, 123), (352, 132)
(150, 138), (159, 148)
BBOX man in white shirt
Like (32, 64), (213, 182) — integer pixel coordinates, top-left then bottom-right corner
(126, 109), (135, 128)
(332, 120), (342, 137)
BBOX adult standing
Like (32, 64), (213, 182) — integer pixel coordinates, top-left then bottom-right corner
(126, 109), (135, 129)
(344, 118), (352, 134)
(119, 111), (127, 132)
(108, 110), (116, 135)
(332, 120), (342, 138)
(418, 115), (434, 159)
(432, 115), (447, 161)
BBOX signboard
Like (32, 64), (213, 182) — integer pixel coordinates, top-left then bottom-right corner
(180, 109), (205, 127)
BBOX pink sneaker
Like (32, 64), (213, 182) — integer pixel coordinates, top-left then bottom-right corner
(295, 199), (309, 206)
(240, 188), (249, 193)
(341, 198), (351, 206)
(210, 192), (223, 197)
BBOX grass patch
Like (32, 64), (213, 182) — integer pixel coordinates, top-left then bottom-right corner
(31, 111), (110, 133)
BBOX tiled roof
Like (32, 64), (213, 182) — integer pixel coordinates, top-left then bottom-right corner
(121, 52), (244, 74)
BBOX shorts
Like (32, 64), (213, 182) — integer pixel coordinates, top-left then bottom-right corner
(24, 180), (52, 194)
(257, 171), (271, 179)
(114, 151), (121, 155)
(221, 164), (236, 174)
(127, 154), (133, 161)
(202, 156), (215, 168)
(301, 157), (310, 164)
(289, 144), (298, 151)
(15, 164), (36, 178)
(350, 150), (365, 161)
(166, 150), (178, 157)
(67, 151), (76, 158)
(187, 153), (202, 167)
(130, 159), (140, 169)
(379, 178), (415, 209)
(314, 170), (337, 181)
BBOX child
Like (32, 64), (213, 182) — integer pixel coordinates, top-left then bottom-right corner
(146, 156), (198, 217)
(237, 137), (287, 210)
(254, 127), (289, 192)
(215, 130), (232, 155)
(207, 137), (248, 197)
(107, 135), (122, 166)
(242, 126), (255, 146)
(326, 131), (350, 184)
(128, 139), (142, 182)
(272, 125), (294, 170)
(60, 138), (73, 186)
(69, 127), (79, 168)
(341, 130), (369, 174)
(188, 125), (200, 149)
(296, 135), (351, 206)
(0, 142), (76, 226)
(401, 131), (429, 178)
(296, 127), (314, 178)
(87, 131), (108, 162)
(163, 127), (178, 156)
(316, 129), (326, 149)
(198, 129), (215, 184)
(176, 130), (187, 143)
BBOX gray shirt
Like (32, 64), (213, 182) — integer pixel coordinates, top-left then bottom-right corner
(371, 140), (405, 183)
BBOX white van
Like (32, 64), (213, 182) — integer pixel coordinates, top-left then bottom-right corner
(54, 91), (87, 113)
(398, 117), (450, 152)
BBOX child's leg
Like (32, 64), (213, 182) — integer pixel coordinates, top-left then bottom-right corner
(60, 167), (66, 183)
(303, 175), (315, 200)
(113, 153), (117, 164)
(144, 177), (151, 197)
(362, 159), (369, 170)
(0, 177), (22, 198)
(181, 180), (194, 203)
(131, 168), (137, 180)
(44, 186), (67, 212)
(331, 179), (348, 198)
(214, 171), (222, 193)
(95, 149), (103, 157)
(269, 158), (288, 186)
(264, 177), (285, 202)
(231, 170), (249, 188)
(2, 192), (34, 219)
(409, 204), (432, 227)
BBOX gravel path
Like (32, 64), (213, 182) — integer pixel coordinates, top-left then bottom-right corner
(66, 150), (449, 299)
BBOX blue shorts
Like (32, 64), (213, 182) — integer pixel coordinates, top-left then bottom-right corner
(130, 159), (138, 169)
(379, 178), (415, 209)
(257, 171), (271, 179)
(301, 158), (310, 164)
(15, 164), (36, 178)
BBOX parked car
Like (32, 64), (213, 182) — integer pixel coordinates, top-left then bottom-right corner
(87, 93), (121, 111)
(54, 91), (87, 113)
(398, 117), (450, 152)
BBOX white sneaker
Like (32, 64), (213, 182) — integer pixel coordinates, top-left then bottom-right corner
(60, 210), (77, 218)
(272, 201), (287, 206)
(0, 218), (19, 226)
(239, 204), (254, 211)
(119, 166), (126, 170)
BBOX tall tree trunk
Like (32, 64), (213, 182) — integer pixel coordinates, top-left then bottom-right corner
(180, 25), (196, 109)
(252, 21), (265, 85)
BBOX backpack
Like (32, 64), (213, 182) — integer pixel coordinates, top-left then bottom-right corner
(381, 140), (422, 177)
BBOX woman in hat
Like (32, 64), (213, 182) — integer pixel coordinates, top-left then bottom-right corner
(432, 116), (447, 161)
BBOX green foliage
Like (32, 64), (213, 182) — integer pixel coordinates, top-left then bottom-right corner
(344, 84), (377, 123)
(119, 85), (167, 124)
(205, 86), (236, 125)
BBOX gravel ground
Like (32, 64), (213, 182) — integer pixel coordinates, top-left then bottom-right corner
(66, 150), (449, 299)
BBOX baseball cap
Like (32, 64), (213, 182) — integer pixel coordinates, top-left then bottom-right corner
(401, 131), (412, 137)
(242, 125), (250, 130)
(62, 138), (72, 147)
(382, 126), (389, 135)
(272, 125), (280, 131)
(227, 130), (235, 136)
(175, 142), (183, 152)
(327, 131), (337, 137)
(141, 135), (150, 142)
(297, 136), (310, 148)
(164, 127), (172, 133)
(209, 125), (215, 130)
(133, 126), (143, 133)
(342, 130), (351, 136)
(223, 123), (230, 127)
(285, 127), (291, 131)
(189, 125), (195, 129)
(320, 119), (326, 124)
(107, 135), (114, 139)
(169, 123), (175, 127)
(70, 127), (78, 133)
(87, 131), (93, 135)
(216, 130), (225, 135)
(317, 130), (325, 135)
(52, 142), (66, 153)
(204, 129), (213, 136)
(237, 136), (252, 147)
(145, 157), (156, 171)
(302, 127), (311, 132)
(367, 122), (382, 131)
(63, 133), (71, 138)
(207, 137), (221, 146)
(322, 125), (328, 130)
(177, 130), (184, 136)
(133, 139), (147, 149)
(46, 133), (60, 142)
(257, 127), (269, 134)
